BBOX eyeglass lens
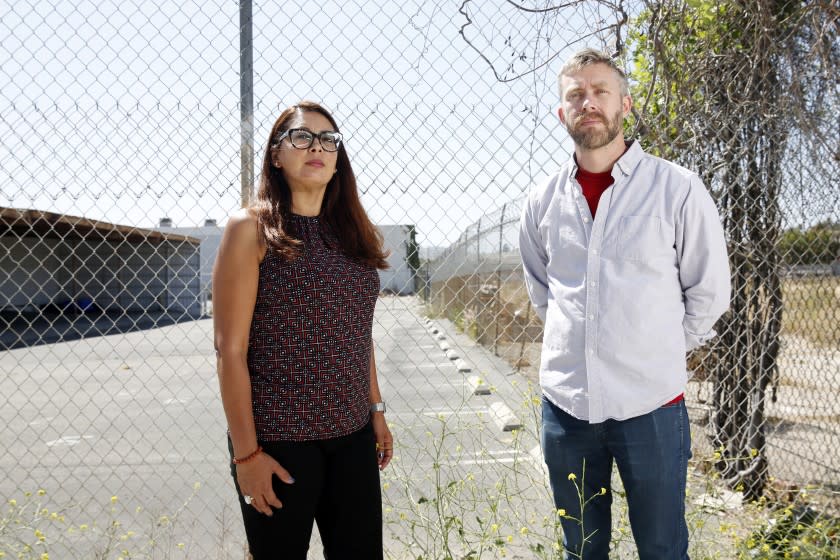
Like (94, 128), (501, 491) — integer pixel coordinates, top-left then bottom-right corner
(289, 129), (341, 151)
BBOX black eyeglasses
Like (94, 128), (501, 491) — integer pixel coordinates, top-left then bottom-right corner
(273, 128), (343, 152)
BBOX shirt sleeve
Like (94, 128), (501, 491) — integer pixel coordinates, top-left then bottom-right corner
(677, 176), (731, 351)
(519, 193), (549, 323)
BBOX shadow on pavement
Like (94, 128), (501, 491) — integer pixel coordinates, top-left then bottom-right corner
(0, 309), (208, 351)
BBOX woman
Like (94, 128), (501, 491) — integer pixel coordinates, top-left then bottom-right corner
(212, 101), (393, 559)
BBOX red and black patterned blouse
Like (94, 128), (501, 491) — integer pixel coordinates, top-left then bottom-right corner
(247, 214), (379, 441)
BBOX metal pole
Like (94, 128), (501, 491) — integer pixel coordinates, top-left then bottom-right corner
(494, 204), (505, 355)
(499, 203), (506, 261)
(239, 0), (254, 208)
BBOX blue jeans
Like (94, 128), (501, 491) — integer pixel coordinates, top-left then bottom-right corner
(542, 397), (691, 560)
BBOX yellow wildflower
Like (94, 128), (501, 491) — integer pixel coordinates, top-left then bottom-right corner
(567, 473), (576, 481)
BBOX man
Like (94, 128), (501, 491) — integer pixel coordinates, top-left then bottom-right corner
(519, 48), (730, 559)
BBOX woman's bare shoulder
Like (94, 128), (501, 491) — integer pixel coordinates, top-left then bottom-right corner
(226, 207), (259, 228)
(221, 208), (264, 256)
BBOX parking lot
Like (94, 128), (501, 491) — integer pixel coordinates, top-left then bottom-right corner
(1, 295), (547, 558)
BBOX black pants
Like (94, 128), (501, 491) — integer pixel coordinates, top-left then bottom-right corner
(229, 422), (383, 559)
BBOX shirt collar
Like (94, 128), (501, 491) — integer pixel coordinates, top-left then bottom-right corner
(567, 139), (645, 179)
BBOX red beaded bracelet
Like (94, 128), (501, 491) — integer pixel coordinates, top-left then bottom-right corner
(232, 445), (263, 465)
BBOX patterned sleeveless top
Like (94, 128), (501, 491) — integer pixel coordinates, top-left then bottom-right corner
(247, 214), (379, 441)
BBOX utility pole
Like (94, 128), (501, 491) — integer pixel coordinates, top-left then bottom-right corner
(239, 0), (254, 207)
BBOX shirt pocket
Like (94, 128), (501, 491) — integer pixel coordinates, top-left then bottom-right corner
(617, 215), (673, 262)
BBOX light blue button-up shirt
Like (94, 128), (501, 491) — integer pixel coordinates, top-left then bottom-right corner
(519, 141), (730, 422)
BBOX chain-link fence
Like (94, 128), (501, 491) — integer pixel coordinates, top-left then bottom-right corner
(2, 0), (838, 558)
(428, 194), (840, 482)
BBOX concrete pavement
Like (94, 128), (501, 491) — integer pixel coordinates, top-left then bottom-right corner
(1, 295), (549, 559)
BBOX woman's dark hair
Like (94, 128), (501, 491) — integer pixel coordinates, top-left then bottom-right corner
(252, 101), (388, 269)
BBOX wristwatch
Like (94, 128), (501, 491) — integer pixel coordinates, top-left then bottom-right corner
(370, 402), (386, 413)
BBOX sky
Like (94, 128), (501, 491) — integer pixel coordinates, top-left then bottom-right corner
(3, 0), (833, 254)
(1, 0), (634, 250)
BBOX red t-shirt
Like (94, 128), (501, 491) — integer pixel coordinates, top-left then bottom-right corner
(575, 166), (614, 219)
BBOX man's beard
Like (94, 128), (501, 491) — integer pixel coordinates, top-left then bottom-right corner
(566, 109), (624, 150)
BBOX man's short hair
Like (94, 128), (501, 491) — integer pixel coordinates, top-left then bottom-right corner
(558, 48), (630, 97)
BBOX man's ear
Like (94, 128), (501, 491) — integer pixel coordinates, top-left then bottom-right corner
(558, 106), (567, 126)
(622, 95), (632, 118)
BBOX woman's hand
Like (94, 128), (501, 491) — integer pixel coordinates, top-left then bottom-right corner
(235, 452), (295, 516)
(372, 413), (393, 470)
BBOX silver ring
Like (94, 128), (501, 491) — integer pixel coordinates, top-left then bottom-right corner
(243, 495), (253, 505)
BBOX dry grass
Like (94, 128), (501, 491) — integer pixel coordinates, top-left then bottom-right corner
(781, 276), (840, 348)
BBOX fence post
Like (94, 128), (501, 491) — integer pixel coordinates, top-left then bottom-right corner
(494, 204), (506, 355)
(239, 0), (254, 208)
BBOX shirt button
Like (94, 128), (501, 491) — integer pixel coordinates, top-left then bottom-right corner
(588, 348), (595, 355)
(583, 217), (589, 223)
(588, 315), (595, 320)
(590, 281), (596, 287)
(592, 249), (599, 255)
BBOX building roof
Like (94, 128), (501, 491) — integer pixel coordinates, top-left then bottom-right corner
(1, 207), (200, 244)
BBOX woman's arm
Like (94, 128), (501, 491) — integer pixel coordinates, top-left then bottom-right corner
(369, 345), (393, 470)
(212, 209), (292, 515)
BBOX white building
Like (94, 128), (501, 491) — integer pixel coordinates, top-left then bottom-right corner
(377, 224), (416, 295)
(1, 207), (202, 349)
(156, 218), (223, 298)
(154, 219), (417, 297)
